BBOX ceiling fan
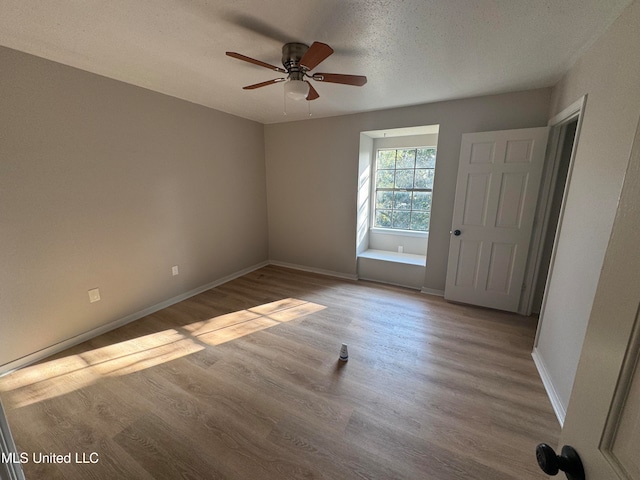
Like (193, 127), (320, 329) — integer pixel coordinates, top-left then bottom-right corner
(226, 41), (367, 101)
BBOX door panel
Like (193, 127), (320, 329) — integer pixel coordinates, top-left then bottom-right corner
(505, 138), (534, 163)
(463, 173), (491, 225)
(486, 242), (516, 294)
(604, 312), (640, 478)
(454, 240), (481, 287)
(470, 141), (495, 164)
(445, 127), (549, 312)
(496, 172), (527, 227)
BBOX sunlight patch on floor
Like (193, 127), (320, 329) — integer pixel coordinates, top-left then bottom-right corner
(0, 298), (325, 408)
(182, 298), (326, 345)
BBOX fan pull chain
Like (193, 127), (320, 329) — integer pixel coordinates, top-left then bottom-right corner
(283, 89), (287, 116)
(308, 100), (312, 117)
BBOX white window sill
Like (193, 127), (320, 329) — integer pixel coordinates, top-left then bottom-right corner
(358, 249), (426, 266)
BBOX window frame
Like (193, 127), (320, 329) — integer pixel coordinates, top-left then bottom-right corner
(370, 145), (437, 233)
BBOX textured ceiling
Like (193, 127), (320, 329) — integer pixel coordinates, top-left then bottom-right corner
(0, 0), (633, 124)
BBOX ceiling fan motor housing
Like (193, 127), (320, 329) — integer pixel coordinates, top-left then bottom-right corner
(282, 43), (309, 80)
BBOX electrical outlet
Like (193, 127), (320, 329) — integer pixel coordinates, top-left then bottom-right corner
(88, 288), (101, 303)
(172, 265), (179, 276)
(398, 246), (404, 253)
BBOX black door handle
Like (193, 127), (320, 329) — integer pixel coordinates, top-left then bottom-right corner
(453, 229), (461, 236)
(536, 444), (585, 480)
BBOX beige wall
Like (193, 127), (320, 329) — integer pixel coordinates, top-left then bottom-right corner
(535, 0), (640, 419)
(356, 134), (374, 256)
(265, 89), (551, 290)
(0, 46), (268, 368)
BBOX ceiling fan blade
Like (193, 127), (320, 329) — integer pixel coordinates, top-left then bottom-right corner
(299, 42), (334, 70)
(305, 81), (319, 101)
(226, 52), (286, 73)
(243, 78), (286, 90)
(313, 73), (367, 86)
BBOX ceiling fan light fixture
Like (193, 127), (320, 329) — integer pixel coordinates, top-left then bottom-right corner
(284, 79), (309, 101)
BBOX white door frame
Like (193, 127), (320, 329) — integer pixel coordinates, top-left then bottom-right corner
(520, 95), (587, 316)
(0, 399), (25, 480)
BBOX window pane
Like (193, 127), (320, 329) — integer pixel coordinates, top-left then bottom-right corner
(376, 170), (394, 188)
(410, 211), (430, 231)
(377, 150), (396, 169)
(374, 146), (437, 232)
(376, 191), (393, 209)
(393, 192), (411, 210)
(375, 210), (392, 227)
(396, 149), (416, 169)
(412, 192), (432, 211)
(417, 148), (436, 168)
(392, 211), (411, 229)
(415, 169), (435, 189)
(394, 169), (414, 189)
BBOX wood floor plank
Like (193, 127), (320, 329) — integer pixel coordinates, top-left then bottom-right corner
(267, 413), (406, 480)
(344, 408), (521, 480)
(0, 265), (559, 479)
(113, 412), (227, 480)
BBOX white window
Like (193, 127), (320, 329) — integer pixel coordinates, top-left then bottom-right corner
(373, 147), (436, 232)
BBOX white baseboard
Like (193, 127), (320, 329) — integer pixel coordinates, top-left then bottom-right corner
(0, 261), (269, 376)
(532, 348), (566, 426)
(268, 260), (358, 281)
(421, 287), (445, 296)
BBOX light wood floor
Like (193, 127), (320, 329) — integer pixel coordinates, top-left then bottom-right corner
(0, 266), (559, 479)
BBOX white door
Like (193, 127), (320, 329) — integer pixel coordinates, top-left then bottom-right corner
(445, 127), (549, 312)
(548, 121), (640, 478)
